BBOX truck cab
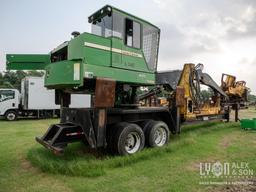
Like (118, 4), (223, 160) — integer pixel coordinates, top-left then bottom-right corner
(0, 89), (20, 120)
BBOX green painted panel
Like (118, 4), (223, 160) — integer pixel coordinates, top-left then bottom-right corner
(67, 36), (83, 60)
(6, 54), (50, 70)
(110, 38), (151, 73)
(84, 64), (155, 85)
(111, 38), (122, 66)
(45, 60), (83, 88)
(84, 33), (111, 67)
(68, 33), (111, 67)
(121, 45), (150, 72)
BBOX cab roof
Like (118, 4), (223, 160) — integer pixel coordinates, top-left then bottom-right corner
(88, 5), (160, 31)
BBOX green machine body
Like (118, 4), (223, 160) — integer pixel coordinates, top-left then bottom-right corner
(6, 5), (160, 89)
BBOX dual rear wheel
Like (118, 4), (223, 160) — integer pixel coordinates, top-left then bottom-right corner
(143, 121), (170, 147)
(107, 121), (170, 155)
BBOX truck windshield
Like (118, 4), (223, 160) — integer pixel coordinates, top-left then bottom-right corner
(0, 90), (15, 102)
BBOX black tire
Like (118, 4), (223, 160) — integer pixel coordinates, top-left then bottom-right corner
(108, 122), (145, 155)
(5, 110), (17, 121)
(106, 123), (126, 154)
(140, 120), (155, 132)
(144, 121), (170, 147)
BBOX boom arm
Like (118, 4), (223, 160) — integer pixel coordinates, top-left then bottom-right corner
(198, 72), (228, 98)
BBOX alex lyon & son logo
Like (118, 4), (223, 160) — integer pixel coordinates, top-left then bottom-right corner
(199, 161), (254, 185)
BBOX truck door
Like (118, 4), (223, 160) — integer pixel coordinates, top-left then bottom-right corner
(112, 18), (146, 72)
(0, 89), (19, 116)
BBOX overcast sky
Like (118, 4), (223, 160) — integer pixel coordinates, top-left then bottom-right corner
(0, 0), (255, 93)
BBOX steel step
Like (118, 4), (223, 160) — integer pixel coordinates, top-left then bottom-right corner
(36, 123), (84, 154)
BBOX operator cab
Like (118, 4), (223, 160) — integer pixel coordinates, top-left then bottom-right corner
(88, 5), (160, 72)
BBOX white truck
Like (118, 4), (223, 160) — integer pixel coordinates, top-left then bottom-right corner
(0, 77), (90, 121)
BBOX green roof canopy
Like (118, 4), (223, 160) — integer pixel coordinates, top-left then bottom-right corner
(88, 5), (160, 31)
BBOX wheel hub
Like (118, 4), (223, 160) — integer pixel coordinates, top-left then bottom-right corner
(125, 132), (141, 154)
(153, 127), (167, 146)
(7, 113), (15, 120)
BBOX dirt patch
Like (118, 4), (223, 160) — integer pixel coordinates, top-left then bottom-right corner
(219, 135), (233, 149)
(186, 162), (200, 172)
(187, 158), (219, 172)
(21, 159), (33, 170)
(230, 108), (256, 121)
(219, 132), (239, 149)
(19, 155), (40, 174)
(208, 179), (256, 192)
(77, 147), (107, 159)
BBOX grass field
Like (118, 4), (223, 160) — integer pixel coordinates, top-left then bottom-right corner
(0, 109), (255, 192)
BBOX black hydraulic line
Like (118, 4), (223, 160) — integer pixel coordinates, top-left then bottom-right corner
(138, 86), (162, 101)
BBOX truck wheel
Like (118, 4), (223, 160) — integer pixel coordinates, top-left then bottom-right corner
(111, 123), (145, 155)
(144, 121), (170, 147)
(5, 110), (17, 121)
(140, 120), (155, 132)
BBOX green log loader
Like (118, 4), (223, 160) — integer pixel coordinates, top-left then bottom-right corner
(6, 5), (230, 155)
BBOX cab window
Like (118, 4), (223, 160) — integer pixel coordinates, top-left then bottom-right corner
(92, 14), (113, 37)
(125, 18), (141, 48)
(0, 90), (15, 102)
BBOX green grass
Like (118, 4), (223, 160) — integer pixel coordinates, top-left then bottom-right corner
(0, 116), (255, 192)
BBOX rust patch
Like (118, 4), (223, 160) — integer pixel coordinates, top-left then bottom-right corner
(98, 109), (106, 128)
(95, 78), (116, 108)
(176, 86), (185, 106)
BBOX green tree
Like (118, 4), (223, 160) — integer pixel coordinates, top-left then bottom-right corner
(26, 70), (44, 77)
(200, 88), (214, 102)
(0, 70), (44, 90)
(3, 71), (18, 87)
(0, 72), (3, 86)
(247, 88), (256, 103)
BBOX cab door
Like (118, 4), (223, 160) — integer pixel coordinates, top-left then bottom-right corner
(0, 89), (18, 115)
(112, 18), (147, 72)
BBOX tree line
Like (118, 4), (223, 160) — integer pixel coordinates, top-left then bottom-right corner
(0, 70), (255, 103)
(0, 71), (44, 90)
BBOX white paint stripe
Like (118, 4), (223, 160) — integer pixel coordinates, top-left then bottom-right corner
(84, 42), (143, 58)
(111, 47), (122, 54)
(84, 42), (110, 51)
(121, 50), (143, 58)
